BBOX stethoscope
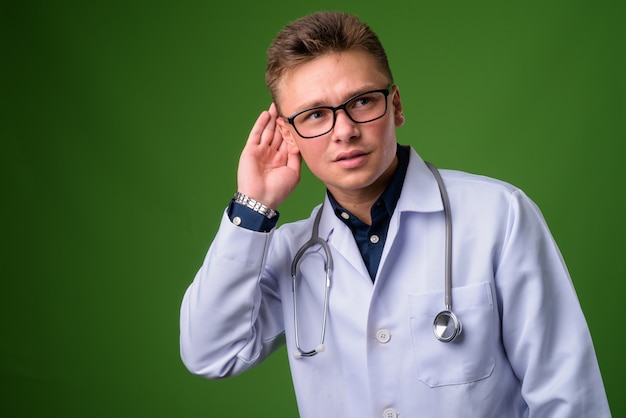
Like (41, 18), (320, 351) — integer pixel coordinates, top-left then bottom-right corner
(290, 162), (461, 358)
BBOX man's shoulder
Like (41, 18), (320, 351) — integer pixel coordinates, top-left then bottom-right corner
(438, 168), (521, 196)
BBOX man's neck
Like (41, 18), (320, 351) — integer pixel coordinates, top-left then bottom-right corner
(328, 156), (398, 225)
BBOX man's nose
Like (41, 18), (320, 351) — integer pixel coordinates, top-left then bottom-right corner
(331, 109), (358, 141)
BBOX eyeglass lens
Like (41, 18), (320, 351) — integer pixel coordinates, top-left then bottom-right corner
(292, 90), (388, 138)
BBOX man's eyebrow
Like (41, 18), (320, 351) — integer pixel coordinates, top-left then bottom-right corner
(294, 98), (326, 112)
(292, 84), (382, 113)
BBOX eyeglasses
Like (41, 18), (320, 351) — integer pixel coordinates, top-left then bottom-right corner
(285, 87), (392, 139)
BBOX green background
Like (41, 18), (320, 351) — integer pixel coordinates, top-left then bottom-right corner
(2, 1), (624, 416)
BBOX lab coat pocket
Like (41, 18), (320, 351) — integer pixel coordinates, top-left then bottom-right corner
(409, 282), (495, 387)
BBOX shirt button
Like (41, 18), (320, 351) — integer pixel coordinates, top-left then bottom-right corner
(383, 408), (399, 418)
(341, 212), (350, 220)
(376, 329), (391, 343)
(232, 216), (242, 226)
(370, 234), (380, 244)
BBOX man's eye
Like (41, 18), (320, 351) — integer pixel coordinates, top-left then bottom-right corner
(354, 93), (381, 108)
(302, 109), (330, 122)
(355, 97), (372, 107)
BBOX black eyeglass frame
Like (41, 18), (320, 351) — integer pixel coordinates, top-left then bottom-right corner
(285, 86), (393, 139)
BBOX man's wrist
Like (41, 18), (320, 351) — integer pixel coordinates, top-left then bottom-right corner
(233, 192), (278, 219)
(228, 198), (278, 232)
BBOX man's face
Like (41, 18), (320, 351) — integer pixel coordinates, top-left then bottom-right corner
(276, 49), (404, 202)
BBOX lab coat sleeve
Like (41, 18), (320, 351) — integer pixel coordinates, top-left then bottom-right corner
(179, 211), (285, 378)
(496, 190), (610, 417)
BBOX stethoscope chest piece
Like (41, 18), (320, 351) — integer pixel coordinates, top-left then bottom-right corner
(433, 309), (462, 343)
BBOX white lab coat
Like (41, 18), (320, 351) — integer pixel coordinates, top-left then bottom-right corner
(180, 147), (610, 417)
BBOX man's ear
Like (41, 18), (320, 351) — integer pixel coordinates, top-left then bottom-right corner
(392, 86), (405, 127)
(277, 117), (300, 152)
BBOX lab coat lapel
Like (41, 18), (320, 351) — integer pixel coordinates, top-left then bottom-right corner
(317, 199), (372, 282)
(379, 148), (445, 277)
(314, 148), (444, 283)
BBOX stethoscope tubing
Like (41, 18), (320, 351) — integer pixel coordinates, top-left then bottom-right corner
(426, 161), (462, 343)
(291, 161), (462, 357)
(425, 162), (453, 311)
(291, 206), (332, 357)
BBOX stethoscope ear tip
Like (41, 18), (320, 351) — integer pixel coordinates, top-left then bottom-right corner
(315, 344), (325, 353)
(293, 351), (302, 359)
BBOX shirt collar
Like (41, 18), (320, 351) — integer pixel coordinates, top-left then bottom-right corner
(315, 146), (445, 250)
(327, 144), (410, 223)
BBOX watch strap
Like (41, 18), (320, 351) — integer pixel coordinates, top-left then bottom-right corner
(233, 192), (277, 219)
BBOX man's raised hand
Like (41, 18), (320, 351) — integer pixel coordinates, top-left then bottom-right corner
(236, 103), (302, 210)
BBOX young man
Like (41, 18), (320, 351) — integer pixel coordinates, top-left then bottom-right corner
(180, 11), (610, 417)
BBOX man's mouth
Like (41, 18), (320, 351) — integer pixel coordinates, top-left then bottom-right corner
(334, 150), (369, 168)
(335, 150), (368, 162)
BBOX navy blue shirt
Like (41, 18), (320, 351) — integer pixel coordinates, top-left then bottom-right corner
(228, 144), (410, 281)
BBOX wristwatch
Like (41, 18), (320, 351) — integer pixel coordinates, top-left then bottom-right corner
(234, 192), (277, 219)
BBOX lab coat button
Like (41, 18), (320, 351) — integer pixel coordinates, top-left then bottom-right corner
(370, 234), (380, 244)
(232, 216), (242, 226)
(341, 212), (350, 220)
(376, 329), (391, 343)
(383, 408), (399, 418)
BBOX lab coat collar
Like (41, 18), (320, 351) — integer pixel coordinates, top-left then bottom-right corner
(315, 146), (444, 278)
(395, 146), (445, 214)
(317, 146), (444, 232)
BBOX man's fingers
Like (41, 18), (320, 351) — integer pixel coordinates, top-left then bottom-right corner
(269, 123), (283, 150)
(258, 103), (279, 146)
(267, 103), (284, 149)
(248, 104), (282, 150)
(278, 137), (302, 173)
(286, 148), (302, 174)
(247, 110), (271, 145)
